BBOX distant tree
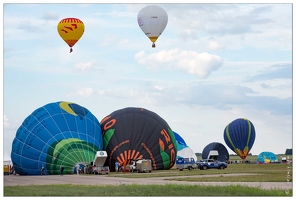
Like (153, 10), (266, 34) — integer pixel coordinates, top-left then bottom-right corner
(285, 148), (292, 155)
(195, 153), (202, 157)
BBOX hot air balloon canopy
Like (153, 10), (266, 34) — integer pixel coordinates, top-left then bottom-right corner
(201, 142), (229, 162)
(57, 18), (85, 53)
(100, 107), (177, 171)
(174, 131), (197, 162)
(11, 101), (103, 175)
(257, 151), (278, 163)
(223, 118), (256, 160)
(137, 5), (168, 48)
(174, 131), (187, 146)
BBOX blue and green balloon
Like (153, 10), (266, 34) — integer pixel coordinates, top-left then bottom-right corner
(11, 101), (103, 175)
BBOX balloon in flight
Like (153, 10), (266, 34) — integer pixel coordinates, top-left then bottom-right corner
(57, 18), (85, 53)
(137, 5), (168, 48)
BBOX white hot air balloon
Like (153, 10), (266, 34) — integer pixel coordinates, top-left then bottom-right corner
(137, 5), (168, 48)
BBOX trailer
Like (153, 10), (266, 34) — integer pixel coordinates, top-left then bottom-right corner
(4, 160), (12, 175)
(3, 165), (9, 175)
(129, 159), (152, 173)
(92, 151), (109, 174)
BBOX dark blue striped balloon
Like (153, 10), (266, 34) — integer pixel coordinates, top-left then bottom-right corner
(223, 118), (256, 160)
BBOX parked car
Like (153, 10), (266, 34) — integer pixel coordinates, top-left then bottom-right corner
(175, 157), (197, 171)
(198, 159), (227, 170)
(196, 160), (203, 165)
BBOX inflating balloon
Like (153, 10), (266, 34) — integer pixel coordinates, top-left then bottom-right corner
(201, 142), (229, 162)
(11, 101), (103, 175)
(223, 118), (256, 160)
(100, 107), (177, 171)
(174, 131), (197, 162)
(257, 151), (278, 163)
(57, 18), (84, 53)
(137, 5), (168, 48)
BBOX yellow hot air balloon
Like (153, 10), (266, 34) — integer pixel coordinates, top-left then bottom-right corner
(137, 5), (168, 48)
(57, 18), (84, 53)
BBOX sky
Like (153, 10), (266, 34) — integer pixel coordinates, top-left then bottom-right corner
(1, 1), (294, 161)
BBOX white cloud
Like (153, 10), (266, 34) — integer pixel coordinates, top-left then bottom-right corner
(154, 85), (165, 90)
(3, 115), (10, 128)
(77, 88), (94, 97)
(207, 41), (223, 51)
(135, 49), (223, 78)
(74, 61), (94, 71)
(67, 87), (94, 97)
(97, 89), (113, 96)
(3, 3), (292, 161)
(41, 11), (59, 21)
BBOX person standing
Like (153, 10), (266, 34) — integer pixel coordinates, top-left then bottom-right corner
(115, 161), (120, 172)
(41, 165), (46, 175)
(60, 164), (64, 176)
(76, 163), (80, 175)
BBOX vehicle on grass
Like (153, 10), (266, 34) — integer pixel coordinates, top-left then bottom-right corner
(196, 160), (203, 165)
(129, 159), (152, 173)
(175, 157), (197, 171)
(92, 151), (109, 174)
(198, 159), (227, 170)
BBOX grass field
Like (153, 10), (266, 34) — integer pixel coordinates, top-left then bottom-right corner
(4, 184), (290, 196)
(109, 163), (292, 182)
(4, 163), (293, 196)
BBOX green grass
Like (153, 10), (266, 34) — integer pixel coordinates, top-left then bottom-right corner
(109, 163), (292, 182)
(4, 184), (291, 196)
(4, 163), (292, 196)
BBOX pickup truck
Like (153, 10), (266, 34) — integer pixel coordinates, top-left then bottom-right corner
(198, 159), (227, 170)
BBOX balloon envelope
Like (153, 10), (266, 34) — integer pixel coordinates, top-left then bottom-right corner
(11, 101), (103, 175)
(223, 118), (256, 160)
(173, 131), (187, 147)
(57, 18), (84, 52)
(173, 131), (197, 162)
(100, 107), (177, 171)
(137, 5), (168, 47)
(201, 142), (229, 162)
(257, 151), (278, 163)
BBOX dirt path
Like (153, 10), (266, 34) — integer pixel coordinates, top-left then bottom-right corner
(4, 173), (292, 192)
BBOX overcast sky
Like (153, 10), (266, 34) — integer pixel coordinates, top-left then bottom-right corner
(2, 2), (294, 161)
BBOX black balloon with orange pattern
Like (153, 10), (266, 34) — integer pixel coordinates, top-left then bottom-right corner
(100, 107), (177, 171)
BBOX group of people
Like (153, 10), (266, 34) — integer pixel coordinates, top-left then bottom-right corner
(41, 164), (64, 175)
(9, 165), (15, 175)
(40, 162), (122, 175)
